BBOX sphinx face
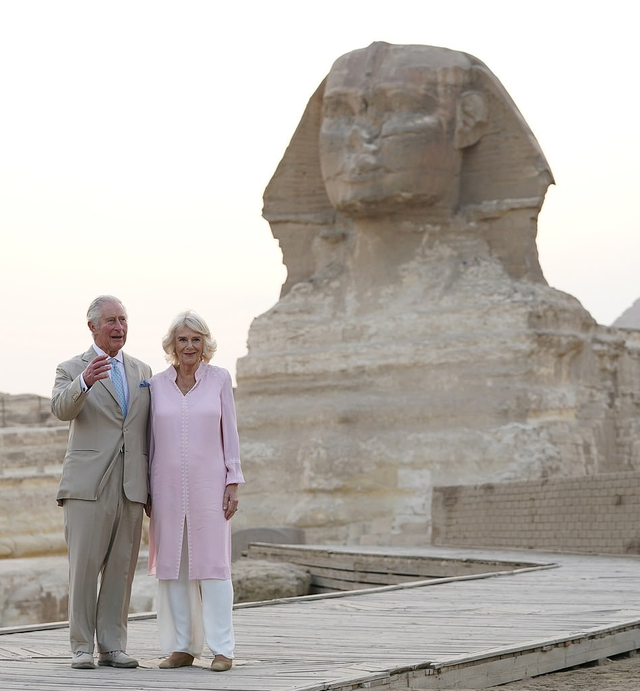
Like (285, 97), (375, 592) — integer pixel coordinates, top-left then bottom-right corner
(319, 45), (465, 217)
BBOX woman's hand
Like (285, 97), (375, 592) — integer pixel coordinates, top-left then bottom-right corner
(223, 483), (238, 520)
(144, 495), (152, 517)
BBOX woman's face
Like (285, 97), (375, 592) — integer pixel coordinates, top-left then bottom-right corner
(174, 326), (203, 367)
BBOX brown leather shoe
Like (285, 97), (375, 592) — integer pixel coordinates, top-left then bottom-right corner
(159, 651), (194, 669)
(210, 654), (233, 672)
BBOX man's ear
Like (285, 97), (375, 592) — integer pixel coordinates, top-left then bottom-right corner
(454, 90), (488, 149)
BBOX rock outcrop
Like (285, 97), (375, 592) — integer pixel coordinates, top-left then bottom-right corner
(0, 395), (68, 558)
(0, 392), (59, 428)
(0, 395), (67, 558)
(233, 42), (640, 546)
(0, 554), (311, 627)
(232, 559), (312, 603)
(0, 473), (65, 558)
(0, 390), (67, 476)
(0, 426), (67, 476)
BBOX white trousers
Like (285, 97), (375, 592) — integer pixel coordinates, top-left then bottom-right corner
(156, 523), (235, 659)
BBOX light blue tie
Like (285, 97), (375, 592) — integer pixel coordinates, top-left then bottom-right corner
(110, 358), (128, 418)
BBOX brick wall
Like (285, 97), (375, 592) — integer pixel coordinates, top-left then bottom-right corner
(431, 471), (640, 555)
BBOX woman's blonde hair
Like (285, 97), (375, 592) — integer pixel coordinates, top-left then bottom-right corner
(162, 310), (217, 365)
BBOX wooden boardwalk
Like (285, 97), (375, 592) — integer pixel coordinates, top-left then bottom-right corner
(1, 545), (640, 690)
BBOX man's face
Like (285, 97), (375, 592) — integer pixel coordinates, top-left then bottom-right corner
(319, 45), (464, 216)
(89, 300), (128, 356)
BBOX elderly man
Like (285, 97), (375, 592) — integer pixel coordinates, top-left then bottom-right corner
(52, 295), (151, 670)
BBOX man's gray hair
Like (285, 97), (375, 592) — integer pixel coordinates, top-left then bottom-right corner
(86, 295), (127, 326)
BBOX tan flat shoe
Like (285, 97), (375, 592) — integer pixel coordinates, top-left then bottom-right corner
(211, 655), (233, 672)
(159, 651), (194, 669)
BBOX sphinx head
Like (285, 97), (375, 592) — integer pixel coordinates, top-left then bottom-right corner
(264, 42), (552, 291)
(319, 43), (492, 217)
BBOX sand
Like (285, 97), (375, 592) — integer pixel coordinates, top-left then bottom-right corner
(493, 651), (640, 689)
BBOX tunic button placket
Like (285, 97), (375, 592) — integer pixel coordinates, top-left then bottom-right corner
(181, 396), (189, 577)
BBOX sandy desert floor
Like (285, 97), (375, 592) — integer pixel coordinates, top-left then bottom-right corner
(496, 651), (639, 690)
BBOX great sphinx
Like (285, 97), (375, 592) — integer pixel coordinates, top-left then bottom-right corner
(233, 43), (640, 544)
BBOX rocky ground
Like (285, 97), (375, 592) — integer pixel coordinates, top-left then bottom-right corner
(496, 651), (640, 690)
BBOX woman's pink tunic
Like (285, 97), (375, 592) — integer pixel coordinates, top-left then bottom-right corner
(147, 364), (244, 580)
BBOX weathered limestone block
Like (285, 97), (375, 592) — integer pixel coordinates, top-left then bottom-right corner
(0, 553), (311, 627)
(0, 556), (69, 626)
(232, 526), (306, 560)
(0, 393), (59, 428)
(232, 559), (312, 603)
(0, 420), (68, 559)
(234, 42), (640, 545)
(0, 473), (65, 558)
(0, 426), (68, 475)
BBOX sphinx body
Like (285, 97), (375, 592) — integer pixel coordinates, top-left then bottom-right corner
(233, 43), (640, 544)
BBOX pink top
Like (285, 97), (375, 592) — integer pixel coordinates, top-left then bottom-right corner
(147, 364), (244, 580)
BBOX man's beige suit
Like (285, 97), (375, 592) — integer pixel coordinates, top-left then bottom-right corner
(52, 346), (151, 654)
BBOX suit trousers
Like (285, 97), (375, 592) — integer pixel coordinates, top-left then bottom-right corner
(64, 452), (143, 654)
(156, 521), (235, 659)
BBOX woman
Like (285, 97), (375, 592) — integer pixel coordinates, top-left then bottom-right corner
(147, 310), (244, 672)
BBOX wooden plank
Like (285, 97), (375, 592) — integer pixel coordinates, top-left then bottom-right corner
(245, 543), (537, 578)
(245, 543), (543, 592)
(0, 546), (640, 690)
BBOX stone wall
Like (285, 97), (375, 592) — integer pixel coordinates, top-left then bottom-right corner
(0, 472), (65, 557)
(0, 419), (69, 558)
(0, 426), (68, 475)
(431, 472), (640, 555)
(0, 392), (58, 427)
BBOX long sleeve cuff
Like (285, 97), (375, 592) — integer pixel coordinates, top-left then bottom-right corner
(225, 459), (245, 485)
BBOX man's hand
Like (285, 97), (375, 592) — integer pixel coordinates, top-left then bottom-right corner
(82, 354), (112, 388)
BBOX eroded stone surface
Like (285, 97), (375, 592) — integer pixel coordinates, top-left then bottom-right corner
(232, 559), (312, 603)
(0, 554), (311, 627)
(0, 395), (68, 558)
(232, 526), (306, 560)
(0, 473), (65, 558)
(234, 42), (640, 545)
(0, 427), (67, 476)
(0, 392), (59, 428)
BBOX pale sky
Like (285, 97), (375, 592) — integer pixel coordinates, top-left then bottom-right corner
(1, 0), (638, 398)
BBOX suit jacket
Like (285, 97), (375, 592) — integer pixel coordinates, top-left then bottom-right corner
(52, 346), (152, 503)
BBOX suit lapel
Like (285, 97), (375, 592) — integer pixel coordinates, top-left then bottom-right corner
(85, 345), (121, 412)
(81, 346), (96, 365)
(98, 374), (120, 413)
(123, 353), (137, 419)
(100, 376), (119, 407)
